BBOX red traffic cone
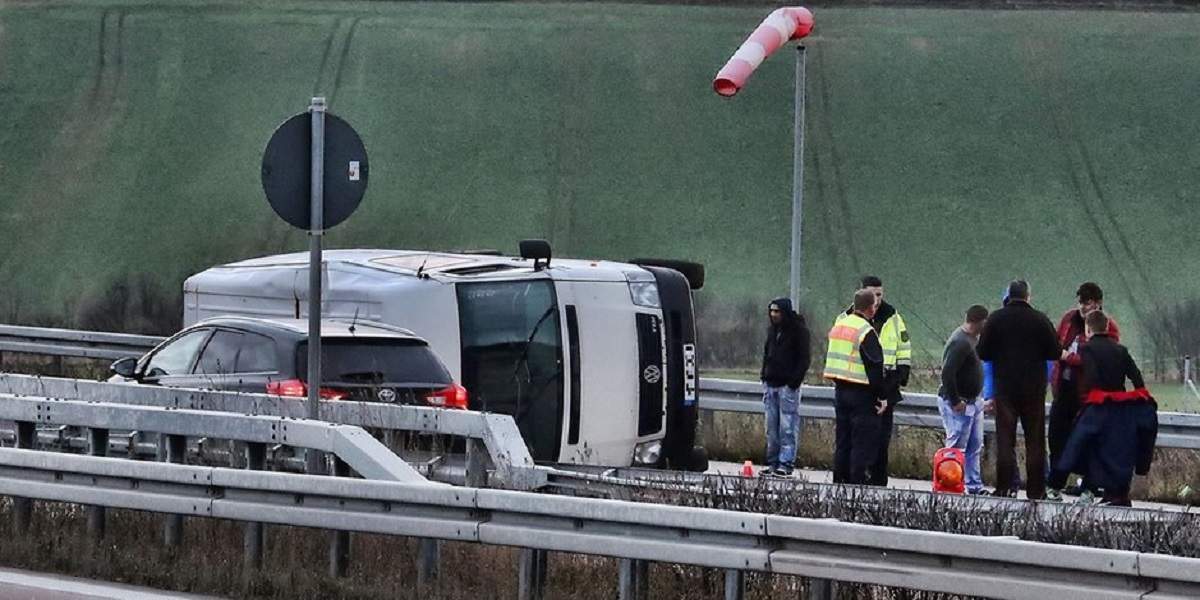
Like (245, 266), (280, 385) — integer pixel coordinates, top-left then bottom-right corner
(741, 460), (754, 478)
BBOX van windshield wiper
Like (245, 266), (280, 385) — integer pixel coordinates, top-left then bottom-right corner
(511, 305), (556, 381)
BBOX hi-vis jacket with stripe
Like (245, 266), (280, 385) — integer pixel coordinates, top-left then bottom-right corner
(823, 312), (876, 385)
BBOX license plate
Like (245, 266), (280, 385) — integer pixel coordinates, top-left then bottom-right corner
(683, 343), (697, 406)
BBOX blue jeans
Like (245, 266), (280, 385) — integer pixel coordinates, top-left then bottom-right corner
(763, 384), (801, 471)
(938, 397), (984, 492)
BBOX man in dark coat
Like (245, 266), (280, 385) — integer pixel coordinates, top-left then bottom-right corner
(759, 297), (812, 477)
(1047, 310), (1156, 506)
(977, 280), (1060, 499)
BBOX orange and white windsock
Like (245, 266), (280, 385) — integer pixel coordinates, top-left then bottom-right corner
(713, 7), (814, 97)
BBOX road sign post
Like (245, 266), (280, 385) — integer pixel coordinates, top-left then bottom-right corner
(261, 97), (369, 472)
(308, 97), (326, 435)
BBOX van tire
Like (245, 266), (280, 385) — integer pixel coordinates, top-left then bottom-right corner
(628, 258), (705, 290)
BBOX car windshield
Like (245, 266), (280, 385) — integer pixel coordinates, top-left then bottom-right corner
(295, 339), (451, 387)
(457, 279), (564, 461)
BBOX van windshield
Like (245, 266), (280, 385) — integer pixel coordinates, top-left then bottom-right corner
(457, 280), (563, 461)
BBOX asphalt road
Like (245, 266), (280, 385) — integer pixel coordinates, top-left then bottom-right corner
(0, 567), (224, 600)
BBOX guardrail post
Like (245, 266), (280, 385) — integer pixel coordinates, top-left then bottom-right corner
(618, 558), (648, 600)
(701, 408), (716, 446)
(329, 457), (351, 578)
(805, 578), (833, 600)
(12, 421), (35, 534)
(417, 537), (440, 586)
(163, 434), (186, 546)
(465, 438), (488, 487)
(243, 441), (266, 585)
(87, 427), (109, 540)
(724, 569), (744, 600)
(518, 548), (548, 600)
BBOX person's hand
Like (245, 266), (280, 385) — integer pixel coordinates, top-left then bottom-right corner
(875, 399), (888, 415)
(952, 401), (967, 415)
(1061, 350), (1070, 361)
(983, 399), (995, 415)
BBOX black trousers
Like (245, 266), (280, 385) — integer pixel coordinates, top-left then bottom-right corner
(833, 384), (882, 485)
(995, 392), (1047, 499)
(868, 408), (893, 486)
(1048, 378), (1080, 474)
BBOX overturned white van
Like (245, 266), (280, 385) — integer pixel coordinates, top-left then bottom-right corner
(182, 242), (706, 470)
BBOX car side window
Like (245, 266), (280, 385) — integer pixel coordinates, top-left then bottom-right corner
(194, 330), (243, 375)
(144, 329), (211, 379)
(236, 333), (276, 373)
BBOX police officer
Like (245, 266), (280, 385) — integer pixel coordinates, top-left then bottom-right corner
(826, 289), (890, 484)
(858, 276), (911, 486)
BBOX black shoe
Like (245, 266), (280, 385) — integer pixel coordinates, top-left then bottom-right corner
(774, 467), (794, 478)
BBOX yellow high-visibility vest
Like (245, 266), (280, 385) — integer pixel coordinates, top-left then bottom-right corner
(879, 312), (912, 370)
(823, 312), (874, 385)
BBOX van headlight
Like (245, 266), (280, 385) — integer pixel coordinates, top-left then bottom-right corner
(633, 440), (662, 466)
(624, 270), (660, 308)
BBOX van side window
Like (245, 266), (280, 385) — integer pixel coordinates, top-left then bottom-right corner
(194, 330), (243, 375)
(237, 333), (276, 373)
(145, 329), (211, 379)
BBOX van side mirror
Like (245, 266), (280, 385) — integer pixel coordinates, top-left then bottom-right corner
(110, 357), (139, 379)
(519, 239), (552, 271)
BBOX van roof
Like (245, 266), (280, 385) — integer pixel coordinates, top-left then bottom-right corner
(195, 315), (424, 341)
(215, 249), (637, 283)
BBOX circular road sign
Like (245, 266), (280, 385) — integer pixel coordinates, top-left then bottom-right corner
(261, 111), (369, 231)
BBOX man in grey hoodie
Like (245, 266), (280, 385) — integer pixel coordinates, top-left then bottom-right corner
(760, 297), (812, 477)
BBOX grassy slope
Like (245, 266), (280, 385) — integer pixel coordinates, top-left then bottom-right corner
(0, 2), (1197, 364)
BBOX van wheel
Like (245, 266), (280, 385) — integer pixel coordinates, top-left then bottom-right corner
(687, 446), (709, 472)
(628, 258), (705, 290)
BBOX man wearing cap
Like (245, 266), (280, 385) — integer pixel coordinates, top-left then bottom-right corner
(858, 275), (912, 486)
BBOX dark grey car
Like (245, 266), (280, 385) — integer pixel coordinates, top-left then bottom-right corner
(110, 317), (466, 408)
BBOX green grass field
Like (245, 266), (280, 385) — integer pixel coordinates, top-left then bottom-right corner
(1, 1), (1198, 368)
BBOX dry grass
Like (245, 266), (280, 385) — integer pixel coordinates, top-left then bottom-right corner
(0, 499), (980, 599)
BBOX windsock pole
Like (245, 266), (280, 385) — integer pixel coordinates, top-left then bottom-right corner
(713, 7), (813, 309)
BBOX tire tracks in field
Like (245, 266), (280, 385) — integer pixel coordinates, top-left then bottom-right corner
(1, 9), (129, 277)
(265, 16), (362, 256)
(809, 46), (863, 294)
(1020, 38), (1160, 333)
(313, 16), (361, 107)
(545, 35), (588, 256)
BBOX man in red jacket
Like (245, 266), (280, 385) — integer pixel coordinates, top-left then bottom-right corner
(1049, 282), (1120, 492)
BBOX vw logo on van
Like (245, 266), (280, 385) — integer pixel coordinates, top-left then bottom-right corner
(642, 365), (662, 384)
(377, 388), (397, 403)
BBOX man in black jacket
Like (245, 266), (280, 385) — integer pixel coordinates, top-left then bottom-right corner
(1047, 310), (1157, 506)
(760, 297), (812, 477)
(977, 280), (1060, 500)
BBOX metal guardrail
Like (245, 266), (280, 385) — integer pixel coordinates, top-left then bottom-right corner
(0, 393), (425, 483)
(0, 374), (545, 490)
(0, 325), (162, 360)
(0, 448), (1196, 600)
(699, 378), (1200, 450)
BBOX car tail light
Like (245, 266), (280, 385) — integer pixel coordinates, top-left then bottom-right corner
(425, 383), (469, 410)
(266, 378), (348, 401)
